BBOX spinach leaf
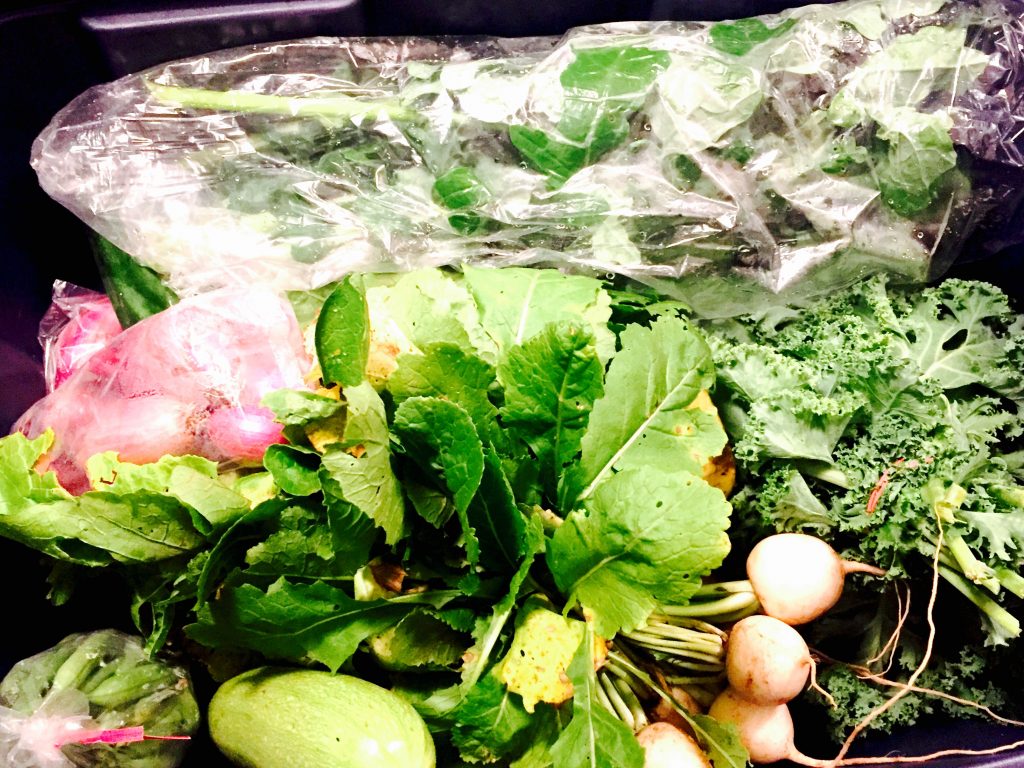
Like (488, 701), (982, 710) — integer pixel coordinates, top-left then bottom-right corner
(468, 448), (529, 572)
(261, 389), (343, 425)
(393, 397), (485, 564)
(463, 266), (614, 362)
(511, 46), (669, 185)
(187, 577), (457, 671)
(390, 343), (506, 452)
(452, 671), (539, 762)
(709, 18), (797, 57)
(263, 444), (322, 497)
(319, 382), (406, 544)
(315, 276), (369, 388)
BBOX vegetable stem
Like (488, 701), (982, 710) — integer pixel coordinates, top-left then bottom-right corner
(657, 591), (760, 621)
(145, 81), (416, 122)
(939, 566), (1021, 640)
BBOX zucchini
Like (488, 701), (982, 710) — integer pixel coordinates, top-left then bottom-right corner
(209, 667), (435, 768)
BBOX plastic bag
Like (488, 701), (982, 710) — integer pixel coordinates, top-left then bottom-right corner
(30, 0), (1024, 313)
(39, 281), (123, 393)
(14, 285), (312, 494)
(0, 630), (199, 768)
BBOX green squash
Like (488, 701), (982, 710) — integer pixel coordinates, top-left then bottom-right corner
(209, 667), (435, 768)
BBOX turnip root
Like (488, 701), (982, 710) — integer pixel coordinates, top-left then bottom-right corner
(747, 534), (885, 625)
(726, 615), (811, 705)
(637, 722), (712, 768)
(708, 688), (795, 765)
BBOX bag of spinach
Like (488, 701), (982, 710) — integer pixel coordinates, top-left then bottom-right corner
(30, 0), (1024, 315)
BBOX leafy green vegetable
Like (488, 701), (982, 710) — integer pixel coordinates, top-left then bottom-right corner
(498, 322), (604, 496)
(451, 671), (540, 763)
(319, 382), (406, 544)
(708, 18), (798, 57)
(91, 235), (178, 327)
(315, 276), (369, 387)
(188, 577), (457, 672)
(0, 432), (211, 565)
(706, 275), (1024, 745)
(511, 46), (669, 185)
(3, 267), (743, 766)
(393, 397), (486, 564)
(568, 316), (721, 505)
(549, 466), (732, 637)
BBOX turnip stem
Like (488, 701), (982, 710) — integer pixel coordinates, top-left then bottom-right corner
(658, 591), (760, 620)
(635, 622), (726, 645)
(613, 676), (649, 730)
(595, 673), (619, 720)
(600, 672), (635, 728)
(626, 638), (723, 660)
(693, 580), (755, 597)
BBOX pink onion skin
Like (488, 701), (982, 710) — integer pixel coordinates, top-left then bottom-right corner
(204, 406), (286, 463)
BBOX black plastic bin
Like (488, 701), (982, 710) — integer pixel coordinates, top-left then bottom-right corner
(2, 2), (1024, 767)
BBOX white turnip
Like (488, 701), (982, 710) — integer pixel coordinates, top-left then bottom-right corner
(746, 534), (885, 625)
(726, 615), (811, 705)
(708, 688), (795, 765)
(637, 722), (712, 768)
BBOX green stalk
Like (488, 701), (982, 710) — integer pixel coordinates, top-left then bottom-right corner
(595, 673), (619, 721)
(657, 591), (760, 621)
(692, 581), (755, 598)
(945, 535), (1001, 594)
(146, 81), (416, 122)
(628, 629), (723, 656)
(600, 672), (635, 729)
(939, 566), (1021, 640)
(995, 567), (1024, 599)
(665, 675), (726, 693)
(613, 676), (649, 731)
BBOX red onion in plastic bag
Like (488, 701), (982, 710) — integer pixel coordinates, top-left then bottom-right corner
(14, 286), (313, 494)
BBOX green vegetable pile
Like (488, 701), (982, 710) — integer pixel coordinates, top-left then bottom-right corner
(0, 267), (754, 766)
(5, 261), (1024, 764)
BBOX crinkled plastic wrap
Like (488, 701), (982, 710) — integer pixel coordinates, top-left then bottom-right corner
(15, 285), (313, 494)
(0, 630), (199, 768)
(39, 282), (123, 393)
(31, 0), (1024, 313)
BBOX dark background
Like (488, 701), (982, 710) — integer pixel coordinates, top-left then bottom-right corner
(2, 2), (1023, 766)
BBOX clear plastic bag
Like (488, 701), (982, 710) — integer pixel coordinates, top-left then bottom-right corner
(39, 282), (123, 393)
(30, 0), (1024, 313)
(0, 630), (199, 768)
(14, 285), (312, 494)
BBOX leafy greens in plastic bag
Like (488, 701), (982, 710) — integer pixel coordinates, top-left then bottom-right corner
(30, 0), (1024, 314)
